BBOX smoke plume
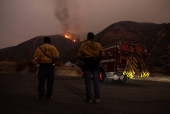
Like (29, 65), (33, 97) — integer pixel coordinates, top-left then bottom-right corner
(55, 0), (70, 32)
(54, 0), (86, 41)
(54, 0), (83, 34)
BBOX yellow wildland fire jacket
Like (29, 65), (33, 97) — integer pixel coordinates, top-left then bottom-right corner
(33, 44), (59, 65)
(77, 40), (105, 61)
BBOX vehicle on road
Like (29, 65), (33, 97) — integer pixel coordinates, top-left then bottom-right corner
(99, 42), (149, 83)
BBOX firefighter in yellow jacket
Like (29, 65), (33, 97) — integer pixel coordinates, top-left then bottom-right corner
(77, 32), (105, 104)
(33, 37), (59, 100)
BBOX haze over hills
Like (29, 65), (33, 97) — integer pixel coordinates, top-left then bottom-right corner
(0, 21), (170, 73)
(0, 35), (81, 60)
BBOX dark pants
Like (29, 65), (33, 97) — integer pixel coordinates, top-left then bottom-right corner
(38, 63), (54, 98)
(83, 58), (100, 100)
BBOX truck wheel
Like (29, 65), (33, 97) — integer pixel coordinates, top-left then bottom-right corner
(99, 67), (106, 83)
(122, 75), (130, 83)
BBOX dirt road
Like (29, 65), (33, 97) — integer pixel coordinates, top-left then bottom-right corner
(0, 73), (170, 114)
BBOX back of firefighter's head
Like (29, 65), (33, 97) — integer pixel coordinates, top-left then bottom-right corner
(44, 37), (51, 44)
(87, 32), (94, 40)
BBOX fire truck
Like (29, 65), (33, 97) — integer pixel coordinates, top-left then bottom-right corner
(99, 42), (149, 83)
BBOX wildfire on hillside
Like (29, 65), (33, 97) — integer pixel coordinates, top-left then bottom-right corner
(64, 33), (77, 42)
(64, 34), (70, 39)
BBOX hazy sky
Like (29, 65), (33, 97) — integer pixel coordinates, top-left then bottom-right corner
(0, 0), (170, 49)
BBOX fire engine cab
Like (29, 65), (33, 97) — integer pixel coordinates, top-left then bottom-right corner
(99, 42), (149, 83)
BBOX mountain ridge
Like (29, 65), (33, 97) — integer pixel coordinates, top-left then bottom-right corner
(0, 35), (80, 60)
(0, 21), (170, 74)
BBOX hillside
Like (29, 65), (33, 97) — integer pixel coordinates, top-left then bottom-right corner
(0, 21), (170, 74)
(95, 21), (165, 51)
(149, 23), (170, 73)
(95, 21), (170, 72)
(0, 35), (80, 60)
(69, 21), (170, 74)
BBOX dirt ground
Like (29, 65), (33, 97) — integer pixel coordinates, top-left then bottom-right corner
(135, 73), (170, 82)
(0, 61), (82, 76)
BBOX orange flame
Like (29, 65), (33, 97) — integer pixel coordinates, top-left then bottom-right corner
(65, 35), (70, 38)
(64, 33), (77, 42)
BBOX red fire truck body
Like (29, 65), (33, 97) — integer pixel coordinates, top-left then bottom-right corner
(99, 42), (147, 83)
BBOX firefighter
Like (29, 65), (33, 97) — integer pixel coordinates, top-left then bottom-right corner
(77, 32), (105, 104)
(33, 37), (59, 100)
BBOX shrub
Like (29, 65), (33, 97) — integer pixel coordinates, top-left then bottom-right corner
(153, 59), (164, 67)
(15, 60), (26, 72)
(55, 61), (64, 67)
(15, 60), (37, 73)
(163, 64), (170, 74)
